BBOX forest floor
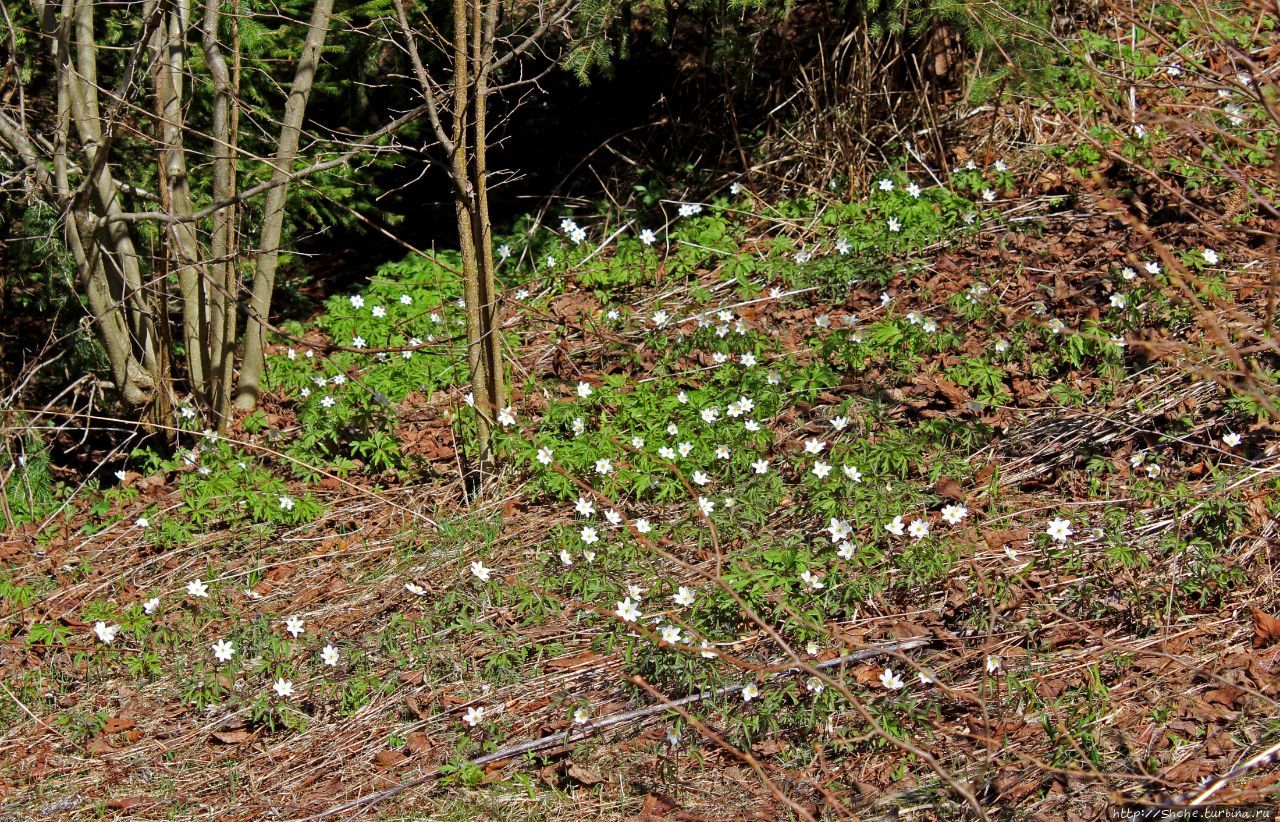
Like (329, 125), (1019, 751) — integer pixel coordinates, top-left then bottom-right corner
(4, 20), (1280, 822)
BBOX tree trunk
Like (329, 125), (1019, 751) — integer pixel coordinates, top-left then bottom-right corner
(234, 0), (336, 411)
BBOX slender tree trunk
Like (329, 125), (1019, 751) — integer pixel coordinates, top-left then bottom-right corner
(154, 0), (211, 400)
(474, 0), (505, 415)
(234, 0), (336, 411)
(70, 0), (161, 385)
(201, 0), (241, 429)
(450, 0), (497, 478)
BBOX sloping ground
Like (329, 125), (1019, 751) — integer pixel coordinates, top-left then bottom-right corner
(4, 24), (1280, 821)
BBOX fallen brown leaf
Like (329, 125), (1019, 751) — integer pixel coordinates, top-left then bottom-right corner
(1252, 606), (1280, 646)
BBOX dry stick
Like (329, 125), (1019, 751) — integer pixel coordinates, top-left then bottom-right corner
(628, 674), (819, 822)
(301, 637), (927, 821)
(1188, 738), (1280, 805)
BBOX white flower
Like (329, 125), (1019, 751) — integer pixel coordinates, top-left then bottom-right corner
(994, 339), (1010, 354)
(878, 179), (894, 191)
(660, 624), (683, 644)
(676, 391), (689, 404)
(594, 458), (612, 475)
(885, 516), (905, 537)
(186, 579), (209, 598)
(1203, 248), (1219, 265)
(667, 422), (680, 435)
(879, 668), (904, 690)
(831, 416), (848, 431)
(986, 656), (1001, 674)
(497, 406), (516, 427)
(1047, 318), (1066, 335)
(583, 550), (596, 564)
(1110, 293), (1127, 310)
(1145, 463), (1161, 478)
(652, 310), (670, 327)
(580, 526), (599, 545)
(321, 645), (340, 666)
(815, 314), (831, 329)
(571, 418), (585, 436)
(907, 183), (922, 198)
(331, 373), (346, 385)
(835, 238), (850, 254)
(767, 370), (781, 385)
(982, 189), (996, 202)
(273, 678), (295, 699)
(941, 504), (968, 525)
(908, 518), (930, 539)
(615, 598), (641, 622)
(320, 395), (335, 408)
(639, 228), (656, 245)
(212, 639), (234, 662)
(545, 255), (556, 268)
(673, 587), (696, 607)
(1145, 261), (1161, 275)
(715, 445), (731, 460)
(635, 518), (652, 534)
(351, 336), (366, 349)
(1129, 453), (1145, 468)
(463, 705), (485, 727)
(371, 305), (386, 318)
(143, 597), (160, 615)
(1046, 517), (1073, 543)
(700, 406), (720, 424)
(498, 244), (512, 259)
(730, 182), (742, 195)
(994, 159), (1008, 172)
(514, 288), (529, 300)
(605, 509), (622, 526)
(1223, 432), (1242, 448)
(631, 436), (645, 449)
(804, 438), (826, 455)
(559, 549), (573, 566)
(751, 459), (769, 475)
(278, 495), (295, 511)
(405, 582), (426, 595)
(806, 676), (825, 695)
(799, 569), (824, 590)
(658, 446), (677, 460)
(606, 309), (620, 321)
(573, 707), (591, 724)
(812, 461), (832, 479)
(842, 465), (862, 482)
(697, 496), (715, 516)
(537, 447), (554, 465)
(678, 203), (703, 217)
(94, 621), (120, 644)
(744, 420), (761, 432)
(828, 518), (852, 542)
(887, 217), (901, 232)
(349, 294), (365, 309)
(400, 294), (412, 305)
(667, 728), (681, 745)
(837, 540), (855, 560)
(135, 517), (150, 529)
(741, 682), (759, 702)
(576, 381), (593, 398)
(677, 442), (694, 458)
(470, 561), (491, 582)
(285, 615), (305, 638)
(918, 670), (935, 685)
(806, 641), (820, 655)
(1121, 266), (1137, 281)
(691, 470), (710, 486)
